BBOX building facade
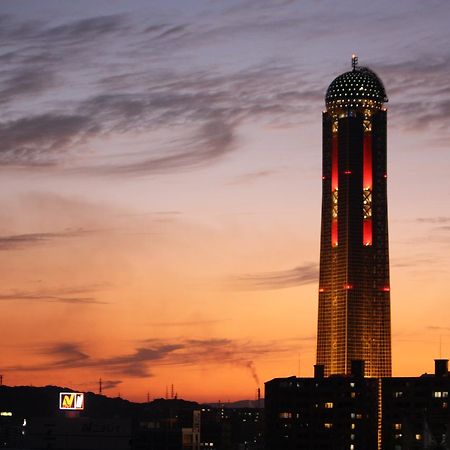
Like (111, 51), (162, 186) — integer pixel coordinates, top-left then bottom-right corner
(265, 360), (450, 450)
(317, 56), (391, 377)
(265, 363), (378, 450)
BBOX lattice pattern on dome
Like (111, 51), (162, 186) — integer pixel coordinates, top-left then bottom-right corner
(325, 67), (388, 117)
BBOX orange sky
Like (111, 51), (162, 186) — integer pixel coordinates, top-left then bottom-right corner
(1, 0), (450, 402)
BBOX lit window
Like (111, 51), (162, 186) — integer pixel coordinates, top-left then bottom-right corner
(324, 423), (333, 429)
(394, 423), (402, 430)
(415, 434), (422, 441)
(433, 391), (442, 398)
(279, 412), (292, 419)
(325, 402), (333, 409)
(394, 391), (403, 398)
(395, 433), (402, 439)
(443, 392), (448, 398)
(351, 423), (355, 429)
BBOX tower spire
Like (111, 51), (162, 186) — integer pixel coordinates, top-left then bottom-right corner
(351, 53), (358, 71)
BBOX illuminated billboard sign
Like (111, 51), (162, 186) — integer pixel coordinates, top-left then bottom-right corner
(59, 392), (85, 410)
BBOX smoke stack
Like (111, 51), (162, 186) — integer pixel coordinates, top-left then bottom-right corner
(435, 359), (448, 377)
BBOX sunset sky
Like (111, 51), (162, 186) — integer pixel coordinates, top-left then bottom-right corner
(1, 0), (450, 403)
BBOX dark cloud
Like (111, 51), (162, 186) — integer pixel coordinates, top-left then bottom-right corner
(43, 343), (90, 366)
(1, 9), (319, 173)
(0, 114), (99, 166)
(0, 229), (95, 250)
(8, 342), (182, 378)
(0, 68), (55, 104)
(9, 336), (305, 382)
(43, 15), (128, 42)
(226, 263), (318, 290)
(3, 8), (447, 174)
(379, 56), (450, 131)
(0, 14), (42, 42)
(0, 63), (316, 172)
(97, 345), (184, 377)
(100, 379), (123, 391)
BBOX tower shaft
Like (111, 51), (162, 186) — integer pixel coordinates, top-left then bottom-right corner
(317, 107), (391, 377)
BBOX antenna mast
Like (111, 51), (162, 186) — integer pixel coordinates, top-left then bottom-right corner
(352, 53), (358, 71)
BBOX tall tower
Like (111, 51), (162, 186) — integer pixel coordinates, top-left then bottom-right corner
(316, 56), (391, 377)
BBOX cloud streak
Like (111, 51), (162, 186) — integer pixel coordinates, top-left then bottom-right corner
(0, 229), (96, 250)
(85, 118), (236, 176)
(0, 285), (106, 305)
(0, 114), (99, 166)
(226, 263), (318, 290)
(8, 336), (305, 382)
(417, 217), (450, 224)
(0, 10), (324, 173)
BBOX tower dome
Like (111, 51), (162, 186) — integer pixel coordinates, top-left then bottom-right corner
(325, 55), (388, 116)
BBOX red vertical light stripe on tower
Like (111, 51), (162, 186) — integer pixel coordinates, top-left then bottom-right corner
(331, 134), (338, 247)
(363, 133), (372, 187)
(363, 132), (372, 246)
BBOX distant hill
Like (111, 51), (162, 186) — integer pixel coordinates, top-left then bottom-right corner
(0, 385), (200, 419)
(1, 385), (264, 421)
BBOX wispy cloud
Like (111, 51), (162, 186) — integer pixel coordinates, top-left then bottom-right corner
(427, 326), (450, 332)
(0, 68), (55, 104)
(84, 118), (236, 176)
(417, 217), (450, 224)
(42, 14), (128, 42)
(0, 10), (323, 173)
(226, 170), (277, 186)
(149, 319), (229, 327)
(226, 263), (318, 290)
(0, 285), (106, 305)
(0, 114), (99, 166)
(0, 228), (96, 250)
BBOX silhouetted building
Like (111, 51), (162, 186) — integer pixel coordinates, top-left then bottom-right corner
(200, 406), (263, 450)
(265, 361), (378, 450)
(382, 359), (450, 450)
(317, 55), (391, 377)
(265, 360), (450, 450)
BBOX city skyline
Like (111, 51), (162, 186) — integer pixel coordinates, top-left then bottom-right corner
(1, 0), (450, 402)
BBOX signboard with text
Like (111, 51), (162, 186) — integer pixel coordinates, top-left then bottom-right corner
(59, 392), (85, 410)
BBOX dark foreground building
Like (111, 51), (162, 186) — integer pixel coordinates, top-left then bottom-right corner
(265, 360), (450, 450)
(317, 55), (391, 377)
(265, 361), (378, 450)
